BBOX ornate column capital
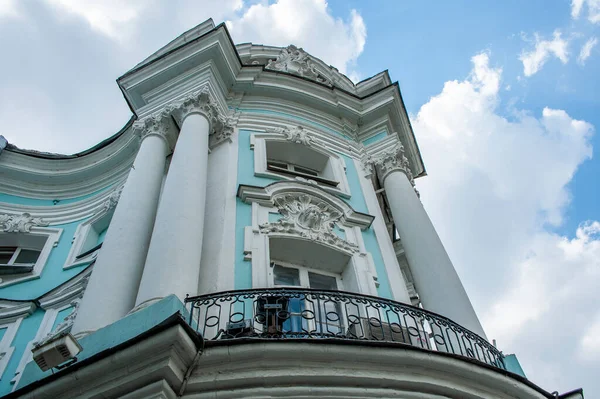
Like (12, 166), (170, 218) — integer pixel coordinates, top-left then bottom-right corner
(132, 112), (175, 150)
(362, 144), (419, 197)
(167, 87), (236, 149)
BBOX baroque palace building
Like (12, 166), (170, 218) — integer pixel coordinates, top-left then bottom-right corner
(0, 19), (584, 398)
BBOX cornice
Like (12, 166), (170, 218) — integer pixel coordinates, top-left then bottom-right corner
(0, 300), (36, 323)
(0, 183), (126, 225)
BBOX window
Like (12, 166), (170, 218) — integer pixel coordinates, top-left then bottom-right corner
(0, 246), (41, 275)
(0, 229), (60, 287)
(252, 135), (351, 196)
(270, 261), (343, 335)
(64, 210), (113, 269)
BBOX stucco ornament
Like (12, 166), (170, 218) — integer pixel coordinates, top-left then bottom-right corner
(0, 213), (49, 233)
(266, 45), (332, 86)
(362, 144), (419, 197)
(267, 125), (315, 146)
(33, 298), (82, 348)
(259, 193), (359, 253)
(167, 87), (235, 148)
(102, 186), (123, 213)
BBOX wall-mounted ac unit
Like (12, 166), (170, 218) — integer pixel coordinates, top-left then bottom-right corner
(32, 332), (82, 371)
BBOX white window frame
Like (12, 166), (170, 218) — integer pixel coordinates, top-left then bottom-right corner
(0, 246), (41, 272)
(0, 228), (63, 288)
(269, 260), (344, 290)
(64, 208), (113, 270)
(0, 318), (22, 381)
(251, 135), (352, 197)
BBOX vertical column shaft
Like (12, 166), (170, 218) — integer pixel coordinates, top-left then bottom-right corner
(384, 170), (487, 339)
(135, 113), (210, 306)
(72, 132), (168, 335)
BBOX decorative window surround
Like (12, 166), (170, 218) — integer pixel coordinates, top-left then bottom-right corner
(238, 182), (379, 296)
(63, 188), (121, 270)
(0, 215), (63, 287)
(250, 128), (352, 198)
(10, 266), (91, 389)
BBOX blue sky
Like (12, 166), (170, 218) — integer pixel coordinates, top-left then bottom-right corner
(1, 0), (598, 397)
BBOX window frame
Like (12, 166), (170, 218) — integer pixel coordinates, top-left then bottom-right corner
(252, 135), (352, 197)
(0, 246), (41, 275)
(64, 207), (113, 270)
(269, 259), (344, 291)
(0, 227), (63, 288)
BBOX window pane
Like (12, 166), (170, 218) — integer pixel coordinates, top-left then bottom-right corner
(0, 247), (16, 264)
(273, 264), (300, 286)
(14, 249), (41, 264)
(308, 272), (337, 290)
(293, 165), (319, 177)
(267, 160), (289, 170)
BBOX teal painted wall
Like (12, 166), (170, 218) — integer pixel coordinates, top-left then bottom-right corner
(235, 126), (393, 298)
(51, 307), (74, 330)
(0, 185), (112, 206)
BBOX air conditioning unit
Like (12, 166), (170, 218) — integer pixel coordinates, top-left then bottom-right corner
(224, 319), (254, 338)
(32, 332), (82, 371)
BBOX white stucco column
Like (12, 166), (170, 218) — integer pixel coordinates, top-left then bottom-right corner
(72, 117), (171, 335)
(367, 145), (487, 339)
(135, 90), (233, 306)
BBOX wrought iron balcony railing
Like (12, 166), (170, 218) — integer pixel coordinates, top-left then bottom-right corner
(185, 288), (505, 370)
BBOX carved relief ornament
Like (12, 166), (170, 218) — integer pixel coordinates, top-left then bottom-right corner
(266, 45), (332, 86)
(0, 213), (49, 233)
(363, 144), (419, 197)
(259, 193), (359, 254)
(266, 125), (315, 146)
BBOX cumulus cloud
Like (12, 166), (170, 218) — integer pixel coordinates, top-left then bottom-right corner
(412, 52), (596, 394)
(577, 36), (598, 65)
(226, 0), (366, 75)
(519, 30), (570, 76)
(1, 0), (365, 153)
(571, 0), (600, 23)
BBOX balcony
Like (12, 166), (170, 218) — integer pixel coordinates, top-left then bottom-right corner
(185, 287), (505, 370)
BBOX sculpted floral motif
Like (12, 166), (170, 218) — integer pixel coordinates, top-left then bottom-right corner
(267, 125), (315, 146)
(33, 298), (82, 348)
(133, 111), (173, 144)
(259, 193), (359, 253)
(266, 45), (332, 86)
(0, 213), (48, 233)
(102, 186), (123, 213)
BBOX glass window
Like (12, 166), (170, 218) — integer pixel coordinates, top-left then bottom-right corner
(273, 264), (301, 286)
(293, 165), (319, 177)
(0, 247), (16, 264)
(14, 249), (41, 264)
(308, 272), (338, 290)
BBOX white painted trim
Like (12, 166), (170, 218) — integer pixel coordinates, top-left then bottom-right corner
(0, 318), (21, 381)
(353, 158), (412, 303)
(63, 207), (114, 270)
(0, 227), (63, 288)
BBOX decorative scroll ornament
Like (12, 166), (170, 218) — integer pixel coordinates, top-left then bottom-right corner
(266, 45), (332, 86)
(259, 193), (359, 253)
(266, 125), (315, 146)
(362, 144), (419, 197)
(0, 213), (48, 233)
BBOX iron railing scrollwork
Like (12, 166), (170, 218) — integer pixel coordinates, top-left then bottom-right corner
(185, 288), (505, 370)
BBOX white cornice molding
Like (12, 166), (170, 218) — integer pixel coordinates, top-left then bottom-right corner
(0, 300), (35, 323)
(0, 182), (126, 225)
(37, 266), (92, 309)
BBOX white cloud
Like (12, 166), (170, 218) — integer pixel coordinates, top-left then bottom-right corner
(580, 313), (600, 361)
(412, 52), (596, 394)
(0, 0), (18, 18)
(571, 0), (600, 23)
(519, 30), (569, 76)
(577, 36), (598, 65)
(226, 0), (366, 75)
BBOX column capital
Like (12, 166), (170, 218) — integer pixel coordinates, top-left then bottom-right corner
(363, 144), (419, 197)
(167, 87), (236, 149)
(132, 113), (175, 150)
